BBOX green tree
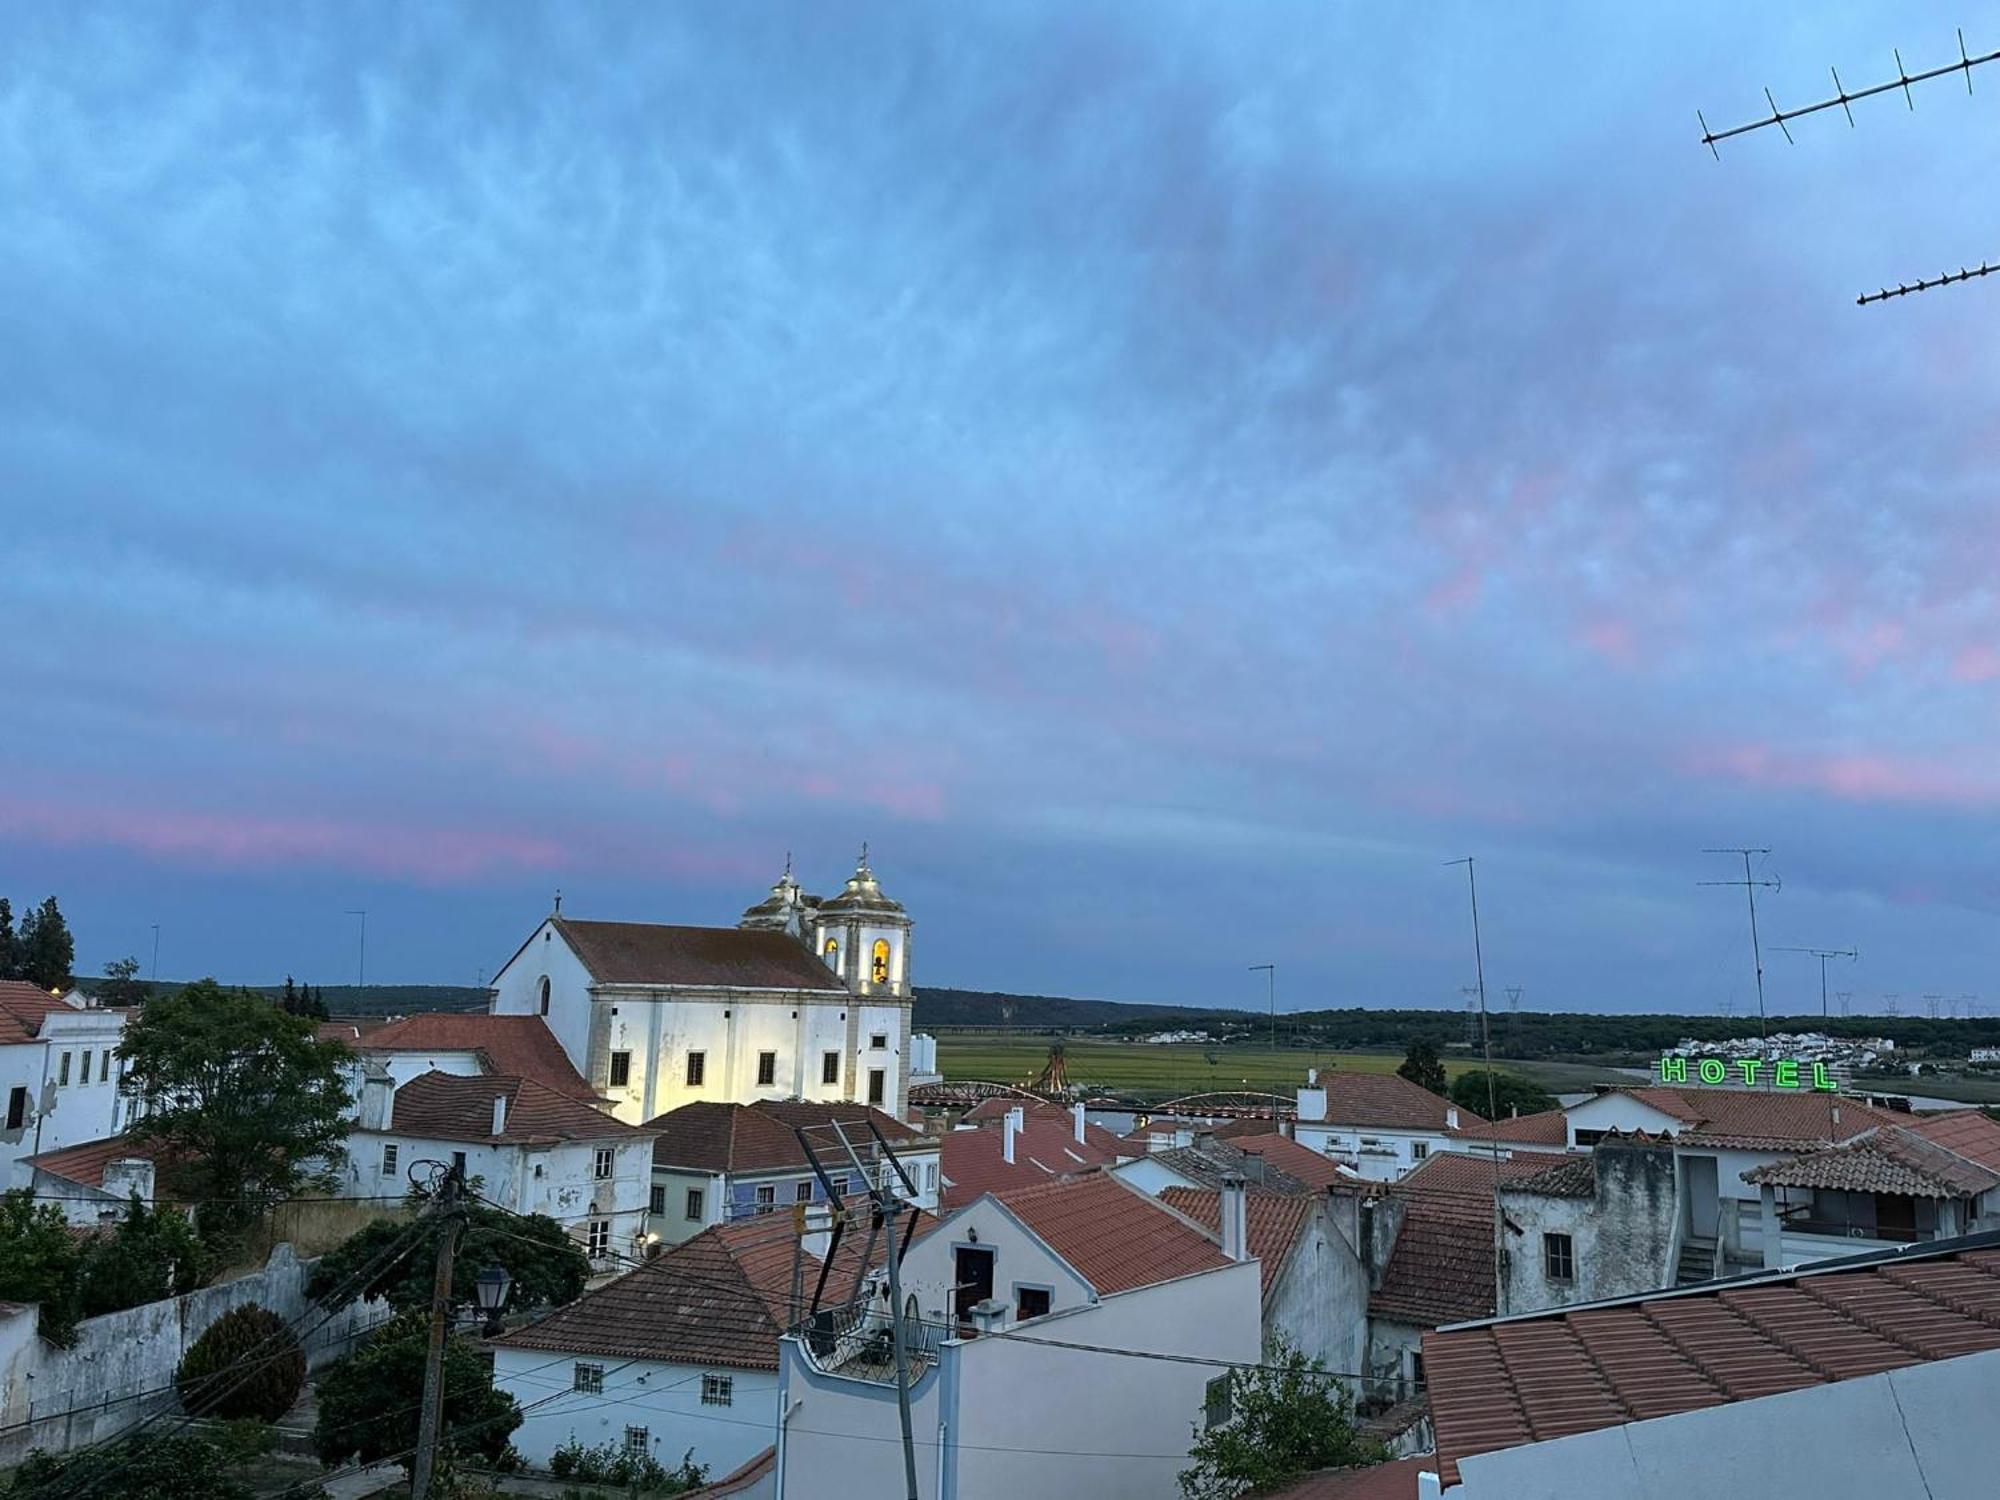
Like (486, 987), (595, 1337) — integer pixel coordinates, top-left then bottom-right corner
(308, 1202), (588, 1315)
(177, 1304), (305, 1423)
(0, 898), (15, 980)
(15, 897), (74, 992)
(12, 1431), (255, 1500)
(98, 956), (150, 1008)
(1449, 1069), (1554, 1121)
(1395, 1039), (1448, 1097)
(78, 1197), (209, 1317)
(1178, 1343), (1386, 1500)
(0, 1191), (86, 1346)
(119, 980), (353, 1244)
(314, 1313), (520, 1471)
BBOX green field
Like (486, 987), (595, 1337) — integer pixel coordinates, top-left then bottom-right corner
(933, 1034), (1628, 1098)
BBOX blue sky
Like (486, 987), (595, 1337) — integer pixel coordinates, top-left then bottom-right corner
(8, 4), (2000, 1015)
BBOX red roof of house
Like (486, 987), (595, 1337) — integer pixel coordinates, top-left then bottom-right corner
(1423, 1243), (2000, 1488)
(552, 917), (849, 993)
(940, 1115), (1125, 1208)
(644, 1100), (923, 1174)
(993, 1173), (1234, 1295)
(685, 1446), (777, 1497)
(369, 1070), (647, 1146)
(1742, 1125), (2000, 1198)
(1304, 1073), (1474, 1132)
(1158, 1188), (1316, 1297)
(1599, 1086), (1900, 1149)
(1449, 1109), (1569, 1148)
(1258, 1457), (1426, 1500)
(1229, 1132), (1361, 1192)
(0, 983), (77, 1045)
(1369, 1153), (1570, 1328)
(1905, 1109), (2000, 1173)
(361, 1014), (596, 1099)
(1397, 1150), (1573, 1199)
(26, 1134), (173, 1190)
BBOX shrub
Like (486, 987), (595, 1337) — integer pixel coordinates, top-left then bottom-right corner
(544, 1439), (704, 1493)
(176, 1304), (305, 1423)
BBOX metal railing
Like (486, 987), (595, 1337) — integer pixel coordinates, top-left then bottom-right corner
(796, 1303), (937, 1385)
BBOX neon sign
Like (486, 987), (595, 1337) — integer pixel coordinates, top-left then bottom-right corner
(1657, 1056), (1837, 1091)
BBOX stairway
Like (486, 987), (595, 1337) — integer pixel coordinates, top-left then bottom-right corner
(1676, 1236), (1717, 1286)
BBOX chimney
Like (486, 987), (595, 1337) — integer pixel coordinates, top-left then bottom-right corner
(1307, 1067), (1319, 1086)
(1831, 1105), (1841, 1128)
(1445, 1106), (1460, 1129)
(1072, 1103), (1086, 1144)
(1220, 1173), (1249, 1263)
(358, 1068), (394, 1132)
(969, 1297), (1009, 1336)
(1003, 1107), (1021, 1165)
(1358, 1194), (1376, 1282)
(492, 1092), (509, 1137)
(102, 1158), (155, 1207)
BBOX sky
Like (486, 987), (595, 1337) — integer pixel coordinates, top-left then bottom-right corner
(8, 4), (2000, 1017)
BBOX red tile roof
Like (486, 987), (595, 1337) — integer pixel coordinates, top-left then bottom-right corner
(0, 983), (77, 1045)
(1398, 1150), (1572, 1199)
(1423, 1243), (2000, 1488)
(1158, 1188), (1316, 1297)
(1230, 1132), (1361, 1192)
(1304, 1074), (1472, 1131)
(993, 1173), (1234, 1295)
(645, 1100), (923, 1175)
(1370, 1154), (1568, 1328)
(940, 1115), (1125, 1208)
(373, 1070), (647, 1146)
(553, 917), (848, 993)
(362, 1014), (596, 1099)
(1598, 1086), (1901, 1149)
(1905, 1109), (2000, 1173)
(26, 1134), (173, 1191)
(1500, 1156), (1597, 1198)
(964, 1095), (1068, 1124)
(1258, 1457), (1426, 1500)
(1449, 1109), (1569, 1148)
(1742, 1126), (2000, 1198)
(685, 1446), (776, 1497)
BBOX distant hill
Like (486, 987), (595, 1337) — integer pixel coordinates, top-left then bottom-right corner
(69, 979), (490, 1017)
(912, 987), (1215, 1029)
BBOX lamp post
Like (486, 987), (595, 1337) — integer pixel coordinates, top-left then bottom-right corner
(473, 1264), (513, 1338)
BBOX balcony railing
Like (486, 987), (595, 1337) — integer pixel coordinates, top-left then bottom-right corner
(796, 1303), (938, 1385)
(1783, 1217), (1927, 1244)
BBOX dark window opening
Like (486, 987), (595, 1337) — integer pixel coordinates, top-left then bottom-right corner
(608, 1051), (631, 1088)
(757, 1051), (777, 1086)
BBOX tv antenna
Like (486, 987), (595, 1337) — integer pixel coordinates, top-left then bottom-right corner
(1701, 848), (1779, 1037)
(1772, 946), (1857, 1021)
(1698, 29), (2000, 305)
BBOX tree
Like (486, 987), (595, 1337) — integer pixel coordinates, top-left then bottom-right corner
(314, 1313), (520, 1471)
(177, 1304), (305, 1422)
(1395, 1039), (1448, 1097)
(99, 956), (150, 1008)
(0, 1190), (88, 1346)
(13, 1431), (255, 1500)
(308, 1202), (588, 1315)
(78, 1196), (209, 1318)
(119, 980), (353, 1243)
(1449, 1069), (1554, 1121)
(0, 898), (14, 979)
(15, 897), (74, 992)
(1178, 1343), (1386, 1500)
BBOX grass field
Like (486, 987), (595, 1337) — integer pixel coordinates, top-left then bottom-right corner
(932, 1033), (1630, 1098)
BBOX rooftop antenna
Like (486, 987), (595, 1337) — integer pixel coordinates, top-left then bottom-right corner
(1249, 964), (1277, 1121)
(1772, 946), (1858, 1021)
(1698, 29), (2000, 305)
(344, 909), (368, 990)
(1701, 849), (1779, 1037)
(149, 924), (161, 984)
(1445, 858), (1504, 1312)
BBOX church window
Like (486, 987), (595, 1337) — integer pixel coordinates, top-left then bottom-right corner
(823, 938), (839, 969)
(685, 1052), (706, 1087)
(822, 1052), (840, 1086)
(867, 1069), (886, 1106)
(869, 1033), (888, 1051)
(538, 976), (551, 1016)
(871, 939), (891, 986)
(608, 1051), (631, 1088)
(757, 1052), (776, 1087)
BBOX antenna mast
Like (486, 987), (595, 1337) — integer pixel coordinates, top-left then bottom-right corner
(1701, 849), (1779, 1037)
(1772, 945), (1857, 1022)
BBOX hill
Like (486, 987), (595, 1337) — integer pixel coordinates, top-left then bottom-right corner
(911, 987), (1214, 1029)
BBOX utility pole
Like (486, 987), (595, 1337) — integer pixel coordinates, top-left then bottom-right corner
(345, 910), (368, 990)
(1773, 946), (1857, 1022)
(149, 925), (161, 984)
(1249, 964), (1276, 1120)
(411, 1164), (466, 1500)
(1701, 849), (1779, 1037)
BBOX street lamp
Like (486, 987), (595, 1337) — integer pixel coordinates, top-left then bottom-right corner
(473, 1264), (513, 1336)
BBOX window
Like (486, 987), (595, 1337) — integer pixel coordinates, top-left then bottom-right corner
(649, 1184), (666, 1215)
(685, 1188), (705, 1220)
(822, 1051), (840, 1086)
(754, 1184), (776, 1214)
(451, 1151), (467, 1176)
(624, 1427), (649, 1456)
(869, 1033), (888, 1051)
(830, 1176), (849, 1198)
(924, 1162), (937, 1192)
(1204, 1374), (1233, 1430)
(538, 976), (551, 1016)
(57, 1053), (70, 1087)
(870, 939), (890, 986)
(867, 1069), (885, 1106)
(822, 938), (839, 969)
(1544, 1232), (1575, 1283)
(685, 1052), (706, 1087)
(1015, 1286), (1052, 1321)
(79, 1051), (91, 1083)
(701, 1374), (733, 1407)
(5, 1087), (25, 1131)
(795, 1180), (813, 1203)
(381, 1144), (399, 1176)
(594, 1148), (614, 1181)
(608, 1051), (631, 1088)
(101, 1051), (113, 1083)
(757, 1051), (776, 1087)
(1411, 1142), (1429, 1161)
(1573, 1128), (1606, 1148)
(586, 1219), (610, 1259)
(573, 1363), (604, 1394)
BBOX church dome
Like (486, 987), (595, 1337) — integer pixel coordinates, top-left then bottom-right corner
(818, 851), (906, 918)
(739, 865), (806, 930)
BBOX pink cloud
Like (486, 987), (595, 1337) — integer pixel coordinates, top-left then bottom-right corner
(1686, 743), (2000, 812)
(1578, 615), (1640, 668)
(1952, 644), (2000, 684)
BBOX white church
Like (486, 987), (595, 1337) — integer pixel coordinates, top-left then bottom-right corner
(488, 852), (916, 1122)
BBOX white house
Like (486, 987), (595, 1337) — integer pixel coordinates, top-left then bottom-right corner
(644, 1099), (938, 1245)
(488, 855), (915, 1124)
(345, 1070), (656, 1272)
(776, 1172), (1263, 1500)
(344, 1013), (600, 1100)
(1292, 1071), (1469, 1181)
(0, 981), (130, 1191)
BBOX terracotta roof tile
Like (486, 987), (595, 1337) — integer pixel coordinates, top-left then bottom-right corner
(1601, 1085), (1902, 1149)
(1448, 1109), (1569, 1147)
(644, 1100), (922, 1174)
(993, 1173), (1233, 1295)
(1303, 1074), (1472, 1131)
(554, 917), (848, 993)
(363, 1014), (596, 1099)
(1424, 1242), (2000, 1487)
(26, 1134), (175, 1192)
(1397, 1151), (1573, 1198)
(940, 1115), (1124, 1208)
(372, 1071), (646, 1145)
(0, 983), (78, 1045)
(1257, 1456), (1426, 1500)
(1370, 1154), (1571, 1328)
(1500, 1157), (1596, 1198)
(1742, 1126), (2000, 1198)
(1142, 1142), (1309, 1195)
(1159, 1188), (1315, 1297)
(1904, 1109), (2000, 1173)
(1230, 1133), (1363, 1191)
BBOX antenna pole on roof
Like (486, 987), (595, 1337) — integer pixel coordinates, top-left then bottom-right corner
(1445, 857), (1504, 1314)
(1772, 946), (1857, 1022)
(1701, 849), (1779, 1038)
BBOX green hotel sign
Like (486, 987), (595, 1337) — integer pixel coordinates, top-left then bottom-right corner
(1658, 1056), (1838, 1091)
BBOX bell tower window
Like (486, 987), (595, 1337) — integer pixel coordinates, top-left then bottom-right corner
(823, 938), (839, 970)
(538, 976), (551, 1016)
(870, 939), (890, 987)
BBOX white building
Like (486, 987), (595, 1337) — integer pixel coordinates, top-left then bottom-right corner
(345, 1012), (601, 1100)
(777, 1172), (1263, 1500)
(345, 1070), (655, 1272)
(488, 856), (915, 1124)
(1293, 1071), (1468, 1181)
(0, 981), (130, 1191)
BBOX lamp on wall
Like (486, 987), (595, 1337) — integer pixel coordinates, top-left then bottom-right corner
(474, 1264), (513, 1337)
(966, 1226), (978, 1245)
